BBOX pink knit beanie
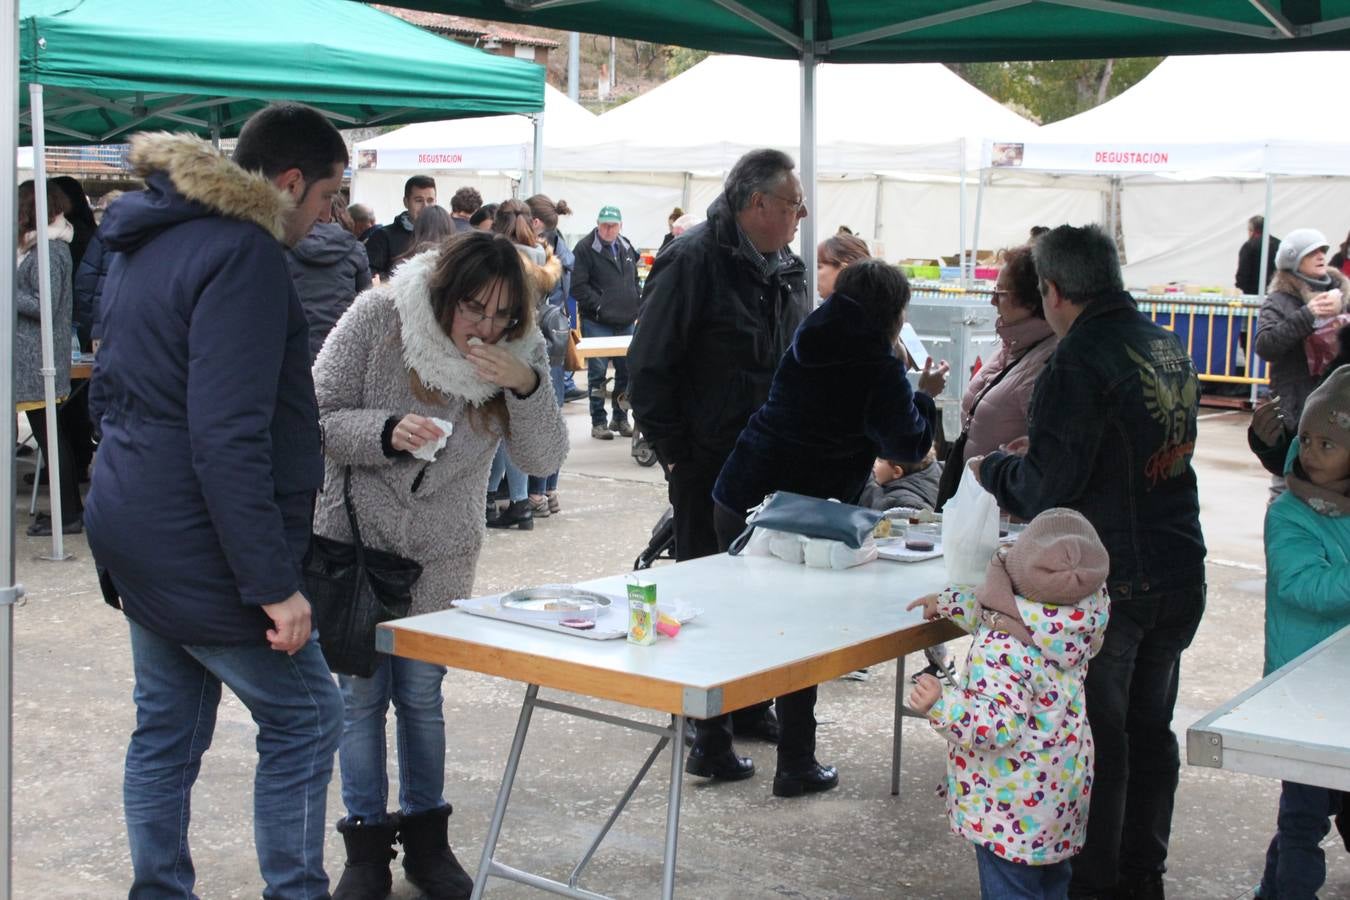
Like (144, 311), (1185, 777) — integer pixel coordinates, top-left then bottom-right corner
(1004, 508), (1109, 605)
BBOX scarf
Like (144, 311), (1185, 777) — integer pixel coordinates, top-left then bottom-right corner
(1286, 458), (1350, 517)
(973, 549), (1034, 645)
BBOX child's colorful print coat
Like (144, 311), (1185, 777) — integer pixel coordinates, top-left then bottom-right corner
(927, 585), (1110, 865)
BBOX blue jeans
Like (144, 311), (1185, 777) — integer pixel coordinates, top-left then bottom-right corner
(338, 655), (448, 822)
(581, 318), (633, 426)
(124, 619), (342, 900)
(975, 845), (1071, 899)
(529, 365), (566, 496)
(1069, 583), (1206, 896)
(489, 442), (527, 502)
(1259, 781), (1346, 899)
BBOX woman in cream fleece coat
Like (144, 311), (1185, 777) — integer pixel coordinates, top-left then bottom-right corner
(312, 230), (568, 898)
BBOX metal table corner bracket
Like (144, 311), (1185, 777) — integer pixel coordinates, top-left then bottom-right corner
(1186, 727), (1223, 769)
(0, 584), (25, 607)
(374, 628), (394, 654)
(683, 686), (722, 720)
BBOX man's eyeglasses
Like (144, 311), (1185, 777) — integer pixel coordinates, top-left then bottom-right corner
(767, 191), (806, 215)
(458, 300), (518, 329)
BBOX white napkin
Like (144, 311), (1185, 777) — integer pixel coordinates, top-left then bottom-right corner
(411, 417), (455, 461)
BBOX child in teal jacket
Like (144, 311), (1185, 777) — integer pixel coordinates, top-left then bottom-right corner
(1258, 365), (1350, 899)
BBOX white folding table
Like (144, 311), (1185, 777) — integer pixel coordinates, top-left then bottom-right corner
(377, 552), (960, 899)
(1187, 623), (1350, 791)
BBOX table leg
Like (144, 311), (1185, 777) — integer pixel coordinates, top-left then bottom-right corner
(892, 655), (906, 797)
(660, 713), (686, 900)
(569, 734), (670, 887)
(471, 683), (539, 900)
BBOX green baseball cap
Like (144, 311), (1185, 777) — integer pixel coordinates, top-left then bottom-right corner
(597, 205), (622, 223)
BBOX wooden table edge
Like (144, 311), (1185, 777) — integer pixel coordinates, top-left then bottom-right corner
(380, 617), (960, 718)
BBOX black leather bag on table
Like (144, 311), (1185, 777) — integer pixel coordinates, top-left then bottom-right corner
(728, 490), (883, 555)
(303, 467), (422, 678)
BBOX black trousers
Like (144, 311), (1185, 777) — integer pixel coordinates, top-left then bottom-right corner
(26, 406), (83, 518)
(670, 470), (817, 772)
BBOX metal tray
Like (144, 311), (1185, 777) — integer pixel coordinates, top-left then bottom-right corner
(498, 586), (613, 621)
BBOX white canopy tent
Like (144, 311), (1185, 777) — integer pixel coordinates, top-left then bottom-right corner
(986, 52), (1350, 287)
(565, 55), (1093, 259)
(351, 83), (601, 227)
(352, 56), (1094, 259)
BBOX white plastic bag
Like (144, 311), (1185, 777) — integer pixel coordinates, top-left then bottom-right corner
(941, 466), (1000, 584)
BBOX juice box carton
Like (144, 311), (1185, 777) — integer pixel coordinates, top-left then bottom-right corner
(627, 580), (657, 646)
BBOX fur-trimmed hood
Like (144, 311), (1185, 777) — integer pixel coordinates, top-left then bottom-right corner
(387, 249), (546, 406)
(101, 132), (292, 253)
(1268, 266), (1350, 305)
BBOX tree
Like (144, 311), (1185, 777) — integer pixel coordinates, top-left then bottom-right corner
(947, 57), (1162, 124)
(666, 46), (711, 79)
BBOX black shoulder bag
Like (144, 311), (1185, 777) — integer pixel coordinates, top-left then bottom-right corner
(934, 345), (1041, 512)
(303, 467), (422, 678)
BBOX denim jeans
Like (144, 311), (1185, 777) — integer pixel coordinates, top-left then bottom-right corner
(581, 318), (633, 425)
(124, 619), (342, 900)
(529, 365), (566, 496)
(1068, 583), (1206, 896)
(488, 442), (527, 503)
(1259, 781), (1346, 899)
(975, 845), (1071, 899)
(338, 655), (448, 822)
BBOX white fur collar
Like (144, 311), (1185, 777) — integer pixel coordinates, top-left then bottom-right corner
(389, 249), (544, 406)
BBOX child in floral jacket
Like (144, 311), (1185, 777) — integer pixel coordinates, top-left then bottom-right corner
(908, 508), (1110, 898)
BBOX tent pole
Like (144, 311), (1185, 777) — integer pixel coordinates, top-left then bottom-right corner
(28, 83), (69, 563)
(800, 0), (817, 302)
(681, 172), (691, 212)
(971, 166), (987, 282)
(1, 0), (20, 893)
(1252, 173), (1275, 406)
(567, 32), (580, 102)
(958, 147), (968, 288)
(872, 174), (883, 252)
(531, 112), (544, 196)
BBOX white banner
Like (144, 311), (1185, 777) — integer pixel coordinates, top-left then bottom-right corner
(984, 140), (1268, 175)
(356, 144), (527, 172)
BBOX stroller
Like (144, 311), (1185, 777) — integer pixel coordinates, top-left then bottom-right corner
(633, 505), (675, 570)
(614, 389), (658, 467)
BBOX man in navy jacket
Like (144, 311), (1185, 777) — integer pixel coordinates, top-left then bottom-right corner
(86, 104), (347, 898)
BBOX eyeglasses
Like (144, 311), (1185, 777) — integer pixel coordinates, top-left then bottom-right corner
(991, 290), (1012, 301)
(767, 191), (806, 215)
(457, 299), (519, 329)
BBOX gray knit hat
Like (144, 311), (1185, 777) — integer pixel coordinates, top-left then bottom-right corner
(1005, 508), (1109, 605)
(1276, 228), (1331, 272)
(1299, 364), (1350, 448)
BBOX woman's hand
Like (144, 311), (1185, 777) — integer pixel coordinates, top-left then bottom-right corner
(468, 342), (538, 396)
(908, 673), (942, 714)
(1309, 291), (1342, 317)
(918, 358), (950, 396)
(391, 414), (445, 454)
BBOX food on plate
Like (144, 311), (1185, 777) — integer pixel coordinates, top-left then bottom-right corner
(905, 538), (935, 551)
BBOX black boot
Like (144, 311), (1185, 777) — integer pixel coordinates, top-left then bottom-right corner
(332, 816), (399, 900)
(486, 499), (533, 531)
(398, 806), (474, 900)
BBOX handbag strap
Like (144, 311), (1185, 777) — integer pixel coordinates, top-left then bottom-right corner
(341, 466), (367, 566)
(962, 337), (1047, 428)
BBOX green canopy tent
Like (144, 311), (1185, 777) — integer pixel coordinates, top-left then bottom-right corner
(19, 0), (545, 143)
(0, 2), (543, 894)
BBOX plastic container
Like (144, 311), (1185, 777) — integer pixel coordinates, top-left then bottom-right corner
(70, 328), (81, 364)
